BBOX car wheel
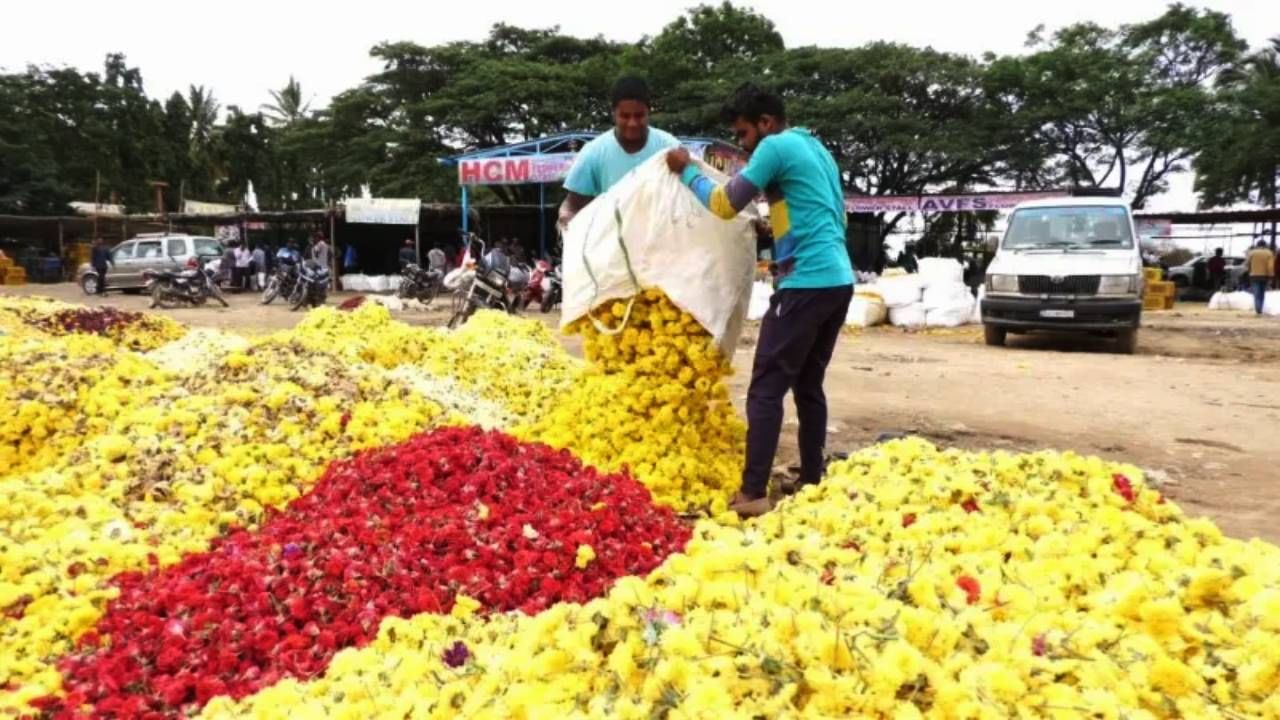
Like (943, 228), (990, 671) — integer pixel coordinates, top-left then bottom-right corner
(1115, 328), (1138, 355)
(983, 324), (1007, 347)
(80, 274), (100, 295)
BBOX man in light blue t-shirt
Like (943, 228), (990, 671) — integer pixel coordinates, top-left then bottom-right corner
(557, 76), (679, 231)
(667, 83), (854, 517)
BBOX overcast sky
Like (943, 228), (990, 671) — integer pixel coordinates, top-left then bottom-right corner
(2, 1), (1277, 211)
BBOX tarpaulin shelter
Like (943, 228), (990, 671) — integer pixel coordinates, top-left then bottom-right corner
(438, 131), (748, 259)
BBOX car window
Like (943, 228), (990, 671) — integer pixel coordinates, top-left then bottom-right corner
(136, 241), (163, 259)
(112, 243), (135, 261)
(1004, 206), (1134, 249)
(167, 238), (186, 256)
(193, 238), (222, 257)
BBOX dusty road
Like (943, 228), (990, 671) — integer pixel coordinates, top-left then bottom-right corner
(7, 283), (1278, 544)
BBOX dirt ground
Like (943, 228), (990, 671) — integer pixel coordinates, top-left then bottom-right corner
(7, 282), (1278, 544)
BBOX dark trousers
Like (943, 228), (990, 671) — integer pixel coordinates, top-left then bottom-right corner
(93, 265), (108, 294)
(742, 285), (853, 498)
(1252, 278), (1269, 314)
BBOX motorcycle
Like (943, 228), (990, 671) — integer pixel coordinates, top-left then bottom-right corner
(288, 259), (331, 311)
(523, 260), (562, 313)
(260, 261), (300, 305)
(448, 239), (512, 329)
(144, 256), (228, 309)
(397, 262), (445, 304)
(541, 264), (562, 313)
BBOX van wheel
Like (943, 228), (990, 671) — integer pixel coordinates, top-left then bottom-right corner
(1115, 328), (1138, 355)
(983, 325), (1007, 347)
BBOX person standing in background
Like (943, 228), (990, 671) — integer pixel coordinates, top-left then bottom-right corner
(399, 239), (417, 269)
(90, 237), (112, 295)
(251, 244), (267, 291)
(312, 234), (331, 269)
(1207, 248), (1227, 292)
(234, 243), (252, 291)
(1246, 240), (1274, 315)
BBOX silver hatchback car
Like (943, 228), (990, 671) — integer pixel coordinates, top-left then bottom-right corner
(78, 234), (224, 295)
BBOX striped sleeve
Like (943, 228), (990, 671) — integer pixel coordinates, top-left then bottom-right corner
(679, 166), (760, 220)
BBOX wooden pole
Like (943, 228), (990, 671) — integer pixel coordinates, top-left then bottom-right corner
(414, 215), (421, 266)
(57, 221), (65, 279)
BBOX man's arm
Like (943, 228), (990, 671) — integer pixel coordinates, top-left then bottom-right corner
(666, 144), (779, 221)
(557, 191), (593, 233)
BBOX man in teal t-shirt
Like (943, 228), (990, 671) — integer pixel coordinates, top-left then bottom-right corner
(667, 83), (854, 517)
(557, 77), (679, 231)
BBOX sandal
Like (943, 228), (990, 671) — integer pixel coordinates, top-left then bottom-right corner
(729, 493), (775, 517)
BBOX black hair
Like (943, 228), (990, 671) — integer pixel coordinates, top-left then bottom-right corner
(611, 76), (652, 108)
(720, 82), (786, 124)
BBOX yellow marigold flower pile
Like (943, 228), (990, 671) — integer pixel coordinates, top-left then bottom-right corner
(205, 439), (1280, 720)
(518, 289), (746, 514)
(0, 333), (171, 478)
(0, 295), (185, 351)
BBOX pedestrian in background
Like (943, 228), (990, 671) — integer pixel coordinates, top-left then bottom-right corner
(312, 234), (331, 269)
(251, 244), (267, 290)
(90, 237), (112, 295)
(1246, 240), (1274, 315)
(235, 243), (252, 291)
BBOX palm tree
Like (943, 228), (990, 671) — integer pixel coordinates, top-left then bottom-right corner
(261, 76), (311, 126)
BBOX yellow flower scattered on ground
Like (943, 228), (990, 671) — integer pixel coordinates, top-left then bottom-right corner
(206, 440), (1280, 720)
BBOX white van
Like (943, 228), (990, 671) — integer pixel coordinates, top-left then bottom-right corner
(981, 197), (1143, 354)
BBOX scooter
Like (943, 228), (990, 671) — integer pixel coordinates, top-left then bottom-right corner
(523, 260), (562, 313)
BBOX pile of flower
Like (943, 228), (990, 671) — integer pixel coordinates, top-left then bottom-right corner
(517, 289), (745, 514)
(6, 297), (1280, 720)
(204, 440), (1280, 720)
(0, 296), (185, 351)
(0, 332), (171, 478)
(0, 339), (443, 710)
(36, 428), (689, 716)
(285, 304), (582, 426)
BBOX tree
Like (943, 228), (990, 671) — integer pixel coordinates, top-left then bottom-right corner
(261, 76), (310, 126)
(0, 74), (71, 213)
(1195, 37), (1280, 215)
(996, 6), (1245, 208)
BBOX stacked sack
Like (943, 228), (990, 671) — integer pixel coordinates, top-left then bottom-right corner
(918, 258), (976, 328)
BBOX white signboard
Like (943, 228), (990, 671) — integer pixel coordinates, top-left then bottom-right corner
(345, 198), (421, 225)
(183, 200), (238, 215)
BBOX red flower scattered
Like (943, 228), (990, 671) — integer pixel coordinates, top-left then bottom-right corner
(1032, 633), (1048, 657)
(337, 295), (367, 311)
(1112, 473), (1137, 504)
(956, 575), (981, 605)
(820, 565), (836, 586)
(46, 428), (690, 717)
(902, 513), (917, 528)
(960, 498), (980, 514)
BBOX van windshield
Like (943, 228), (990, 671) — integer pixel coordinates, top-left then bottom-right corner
(1004, 206), (1133, 250)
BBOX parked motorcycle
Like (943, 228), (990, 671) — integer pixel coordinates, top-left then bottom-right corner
(523, 260), (562, 313)
(144, 256), (228, 309)
(540, 263), (562, 313)
(260, 261), (300, 305)
(398, 262), (444, 304)
(448, 239), (512, 328)
(288, 259), (331, 311)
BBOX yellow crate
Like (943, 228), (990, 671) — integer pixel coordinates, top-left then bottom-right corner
(1145, 281), (1176, 299)
(1143, 295), (1167, 311)
(1163, 294), (1176, 310)
(1143, 267), (1163, 283)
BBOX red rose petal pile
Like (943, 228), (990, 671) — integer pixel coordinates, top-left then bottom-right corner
(42, 428), (690, 717)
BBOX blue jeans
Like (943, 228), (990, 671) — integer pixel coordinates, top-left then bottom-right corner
(1252, 278), (1269, 314)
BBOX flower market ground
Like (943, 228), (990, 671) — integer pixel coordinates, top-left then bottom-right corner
(5, 283), (1278, 546)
